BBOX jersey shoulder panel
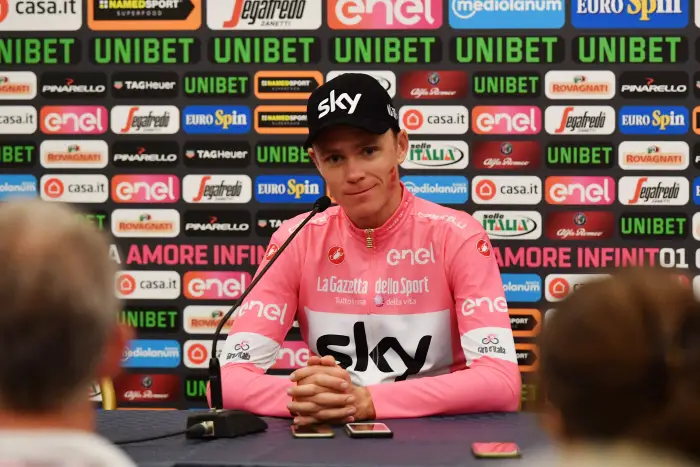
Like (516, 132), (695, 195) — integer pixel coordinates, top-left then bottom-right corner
(411, 197), (486, 242)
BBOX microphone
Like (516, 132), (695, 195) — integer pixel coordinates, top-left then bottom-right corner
(186, 195), (332, 439)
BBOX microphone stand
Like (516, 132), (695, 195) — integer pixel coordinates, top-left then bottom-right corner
(185, 196), (332, 439)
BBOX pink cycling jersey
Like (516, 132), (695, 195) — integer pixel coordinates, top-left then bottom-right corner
(216, 184), (521, 419)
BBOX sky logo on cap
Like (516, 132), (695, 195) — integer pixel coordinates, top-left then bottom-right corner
(317, 90), (362, 119)
(401, 175), (469, 204)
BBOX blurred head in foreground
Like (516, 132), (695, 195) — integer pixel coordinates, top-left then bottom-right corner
(538, 268), (700, 462)
(0, 200), (130, 429)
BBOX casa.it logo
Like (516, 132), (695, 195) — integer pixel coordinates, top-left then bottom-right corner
(471, 106), (541, 135)
(545, 211), (614, 240)
(40, 174), (109, 204)
(328, 246), (345, 264)
(183, 271), (253, 300)
(545, 274), (609, 302)
(471, 141), (541, 170)
(472, 176), (542, 205)
(111, 175), (180, 204)
(115, 271), (181, 300)
(545, 106), (615, 135)
(545, 176), (615, 205)
(399, 105), (469, 134)
(39, 106), (108, 135)
(619, 106), (689, 135)
(327, 0), (443, 29)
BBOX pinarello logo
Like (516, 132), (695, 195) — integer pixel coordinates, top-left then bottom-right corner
(398, 71), (467, 100)
(545, 176), (615, 205)
(471, 141), (541, 170)
(545, 211), (614, 240)
(265, 243), (279, 261)
(547, 277), (570, 300)
(328, 0), (442, 29)
(328, 246), (345, 264)
(471, 106), (541, 135)
(111, 175), (180, 203)
(183, 271), (252, 300)
(116, 273), (137, 296)
(40, 106), (108, 135)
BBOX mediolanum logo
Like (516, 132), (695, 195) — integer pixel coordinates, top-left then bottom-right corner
(544, 71), (616, 100)
(501, 274), (542, 302)
(618, 106), (689, 135)
(449, 0), (564, 28)
(255, 175), (324, 203)
(401, 140), (469, 170)
(473, 211), (542, 240)
(401, 175), (469, 204)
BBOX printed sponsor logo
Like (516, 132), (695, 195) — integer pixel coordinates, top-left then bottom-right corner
(0, 174), (37, 200)
(183, 71), (250, 98)
(40, 140), (108, 169)
(206, 0), (322, 29)
(272, 341), (310, 370)
(254, 71), (322, 99)
(471, 141), (541, 170)
(385, 244), (436, 267)
(121, 340), (181, 368)
(40, 174), (108, 203)
(460, 295), (508, 317)
(40, 72), (107, 99)
(472, 176), (542, 205)
(398, 71), (468, 100)
(509, 309), (542, 338)
(546, 142), (614, 169)
(572, 0), (688, 28)
(183, 306), (235, 334)
(181, 105), (250, 134)
(618, 141), (688, 170)
(471, 106), (541, 135)
(620, 212), (688, 239)
(545, 274), (609, 302)
(111, 71), (179, 99)
(183, 340), (225, 368)
(111, 209), (180, 238)
(619, 71), (688, 99)
(618, 106), (688, 135)
(328, 0), (442, 29)
(88, 0), (201, 30)
(255, 209), (306, 237)
(182, 174), (253, 204)
(113, 374), (180, 403)
(119, 308), (180, 332)
(400, 105), (468, 134)
(0, 142), (36, 168)
(112, 141), (179, 168)
(327, 70), (396, 98)
(115, 271), (181, 300)
(545, 105), (615, 135)
(401, 175), (469, 204)
(256, 142), (312, 168)
(472, 72), (541, 99)
(501, 274), (542, 302)
(184, 141), (250, 169)
(545, 211), (614, 240)
(40, 106), (107, 135)
(449, 0), (565, 28)
(544, 71), (616, 100)
(0, 106), (37, 134)
(545, 176), (615, 205)
(183, 271), (253, 300)
(401, 140), (469, 170)
(618, 176), (689, 206)
(111, 175), (180, 204)
(183, 210), (251, 237)
(254, 105), (307, 134)
(0, 72), (36, 100)
(255, 175), (324, 203)
(692, 107), (700, 135)
(473, 211), (542, 240)
(111, 106), (180, 135)
(0, 0), (82, 30)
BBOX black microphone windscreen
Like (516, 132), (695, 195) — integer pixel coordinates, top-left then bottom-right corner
(313, 195), (332, 212)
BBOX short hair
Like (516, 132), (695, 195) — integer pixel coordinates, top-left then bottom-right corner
(0, 200), (120, 412)
(538, 267), (700, 460)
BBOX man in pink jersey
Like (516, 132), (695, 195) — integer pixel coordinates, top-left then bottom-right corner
(217, 73), (521, 426)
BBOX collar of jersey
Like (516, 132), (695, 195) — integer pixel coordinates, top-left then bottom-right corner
(341, 183), (414, 249)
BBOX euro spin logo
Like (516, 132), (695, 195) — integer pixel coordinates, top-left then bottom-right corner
(619, 106), (689, 135)
(572, 0), (687, 28)
(182, 106), (251, 135)
(255, 175), (324, 203)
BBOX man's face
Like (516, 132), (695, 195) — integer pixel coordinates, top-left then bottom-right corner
(308, 126), (408, 222)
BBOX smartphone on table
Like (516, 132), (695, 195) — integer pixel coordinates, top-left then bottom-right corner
(472, 442), (521, 458)
(291, 425), (334, 438)
(344, 422), (393, 438)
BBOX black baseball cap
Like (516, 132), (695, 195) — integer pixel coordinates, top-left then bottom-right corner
(304, 73), (400, 149)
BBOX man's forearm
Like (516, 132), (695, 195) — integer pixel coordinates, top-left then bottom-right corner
(214, 364), (295, 417)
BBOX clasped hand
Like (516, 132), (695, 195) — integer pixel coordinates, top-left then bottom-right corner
(287, 355), (375, 427)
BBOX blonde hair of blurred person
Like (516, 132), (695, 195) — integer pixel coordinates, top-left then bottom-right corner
(0, 199), (135, 466)
(533, 267), (700, 467)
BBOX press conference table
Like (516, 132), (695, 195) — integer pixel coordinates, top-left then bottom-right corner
(98, 410), (553, 467)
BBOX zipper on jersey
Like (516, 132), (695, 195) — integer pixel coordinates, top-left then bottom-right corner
(365, 228), (374, 249)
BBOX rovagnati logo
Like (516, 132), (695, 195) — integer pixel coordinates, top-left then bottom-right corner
(182, 106), (251, 134)
(255, 175), (325, 203)
(401, 175), (469, 204)
(450, 0), (565, 29)
(121, 339), (181, 368)
(0, 174), (37, 200)
(501, 274), (542, 302)
(571, 0), (688, 28)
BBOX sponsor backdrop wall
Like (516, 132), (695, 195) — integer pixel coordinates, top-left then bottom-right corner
(0, 0), (696, 410)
